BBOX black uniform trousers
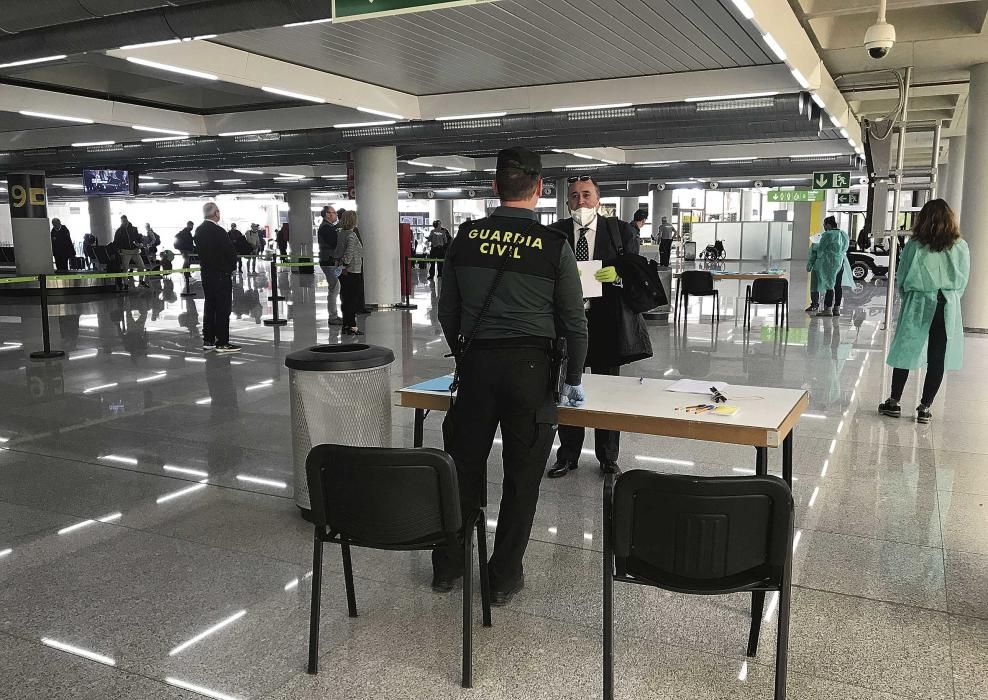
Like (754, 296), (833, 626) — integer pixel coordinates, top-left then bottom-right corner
(659, 238), (673, 267)
(435, 340), (557, 589)
(556, 365), (620, 464)
(201, 269), (233, 345)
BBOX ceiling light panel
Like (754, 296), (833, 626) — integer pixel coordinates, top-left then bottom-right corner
(125, 57), (217, 80)
(19, 110), (93, 124)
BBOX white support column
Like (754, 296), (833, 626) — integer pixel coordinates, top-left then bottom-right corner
(650, 188), (673, 240)
(618, 196), (639, 222)
(945, 136), (966, 220)
(433, 199), (453, 229)
(286, 189), (313, 266)
(961, 64), (988, 331)
(741, 190), (760, 221)
(354, 145), (400, 307)
(89, 196), (113, 245)
(556, 178), (568, 221)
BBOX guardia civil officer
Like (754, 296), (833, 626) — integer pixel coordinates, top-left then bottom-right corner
(432, 147), (588, 605)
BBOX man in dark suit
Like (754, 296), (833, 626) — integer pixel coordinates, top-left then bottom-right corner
(194, 202), (240, 353)
(547, 175), (650, 477)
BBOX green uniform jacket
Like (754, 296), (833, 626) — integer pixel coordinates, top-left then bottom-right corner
(807, 228), (851, 292)
(887, 238), (970, 370)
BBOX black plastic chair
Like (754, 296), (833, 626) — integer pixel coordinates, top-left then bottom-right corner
(603, 470), (793, 700)
(745, 279), (790, 330)
(677, 271), (719, 325)
(305, 444), (492, 687)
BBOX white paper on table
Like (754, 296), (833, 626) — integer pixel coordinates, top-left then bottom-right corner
(576, 260), (603, 298)
(666, 379), (729, 395)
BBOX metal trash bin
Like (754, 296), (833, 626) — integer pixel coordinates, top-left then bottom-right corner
(285, 343), (395, 516)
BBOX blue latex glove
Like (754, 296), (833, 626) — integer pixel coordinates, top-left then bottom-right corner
(560, 383), (586, 408)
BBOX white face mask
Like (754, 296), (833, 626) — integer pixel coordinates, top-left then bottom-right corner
(570, 207), (598, 226)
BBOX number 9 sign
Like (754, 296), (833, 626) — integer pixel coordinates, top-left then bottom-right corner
(6, 173), (48, 219)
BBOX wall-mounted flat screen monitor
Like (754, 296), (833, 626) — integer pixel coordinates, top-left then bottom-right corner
(83, 169), (129, 195)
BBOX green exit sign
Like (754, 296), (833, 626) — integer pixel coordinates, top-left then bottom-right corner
(333, 0), (487, 21)
(813, 171), (851, 189)
(767, 190), (826, 203)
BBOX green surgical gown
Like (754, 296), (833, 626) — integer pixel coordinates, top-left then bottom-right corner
(807, 228), (852, 292)
(886, 238), (970, 370)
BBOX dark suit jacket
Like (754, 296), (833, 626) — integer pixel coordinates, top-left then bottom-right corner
(550, 215), (650, 368)
(194, 220), (237, 273)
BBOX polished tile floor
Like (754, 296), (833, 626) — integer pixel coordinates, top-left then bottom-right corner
(0, 261), (984, 699)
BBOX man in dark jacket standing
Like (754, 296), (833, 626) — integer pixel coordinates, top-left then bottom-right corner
(114, 215), (149, 288)
(547, 175), (651, 478)
(317, 205), (345, 325)
(194, 202), (240, 353)
(50, 218), (74, 271)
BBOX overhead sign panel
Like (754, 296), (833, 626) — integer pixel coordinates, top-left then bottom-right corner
(837, 192), (861, 205)
(333, 0), (488, 21)
(766, 190), (825, 203)
(813, 171), (851, 189)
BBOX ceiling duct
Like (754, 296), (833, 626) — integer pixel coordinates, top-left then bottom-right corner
(0, 0), (327, 63)
(0, 96), (826, 175)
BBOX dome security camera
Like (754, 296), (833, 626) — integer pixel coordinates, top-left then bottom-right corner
(864, 1), (895, 59)
(708, 181), (720, 190)
(753, 180), (764, 188)
(655, 183), (666, 191)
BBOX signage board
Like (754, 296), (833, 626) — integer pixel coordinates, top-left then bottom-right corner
(837, 191), (861, 205)
(812, 171), (851, 189)
(333, 0), (485, 21)
(766, 190), (825, 203)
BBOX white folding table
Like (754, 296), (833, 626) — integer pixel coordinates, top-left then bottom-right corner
(397, 374), (808, 485)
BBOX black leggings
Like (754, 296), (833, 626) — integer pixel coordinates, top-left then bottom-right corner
(891, 293), (947, 406)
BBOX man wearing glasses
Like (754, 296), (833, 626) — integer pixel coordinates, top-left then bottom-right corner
(547, 175), (652, 478)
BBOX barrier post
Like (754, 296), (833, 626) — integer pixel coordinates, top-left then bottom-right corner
(395, 256), (418, 310)
(180, 256), (196, 297)
(268, 254), (285, 301)
(29, 274), (65, 360)
(263, 257), (288, 326)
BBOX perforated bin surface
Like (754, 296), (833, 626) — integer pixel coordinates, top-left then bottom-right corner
(289, 362), (393, 510)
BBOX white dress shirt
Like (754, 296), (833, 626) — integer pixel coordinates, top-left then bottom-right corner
(572, 215), (599, 260)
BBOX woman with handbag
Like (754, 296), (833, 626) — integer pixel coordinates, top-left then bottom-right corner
(338, 210), (365, 336)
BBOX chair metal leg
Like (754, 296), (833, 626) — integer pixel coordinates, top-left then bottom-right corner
(307, 528), (324, 674)
(715, 291), (720, 323)
(775, 584), (792, 700)
(476, 512), (492, 628)
(341, 543), (358, 618)
(755, 446), (768, 476)
(603, 477), (615, 700)
(462, 519), (475, 688)
(747, 590), (766, 657)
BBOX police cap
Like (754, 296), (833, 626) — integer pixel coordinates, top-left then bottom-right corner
(633, 209), (648, 222)
(496, 147), (541, 176)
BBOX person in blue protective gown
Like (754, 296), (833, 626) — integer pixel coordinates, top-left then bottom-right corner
(879, 199), (969, 424)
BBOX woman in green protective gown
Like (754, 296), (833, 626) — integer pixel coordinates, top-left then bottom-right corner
(879, 199), (969, 424)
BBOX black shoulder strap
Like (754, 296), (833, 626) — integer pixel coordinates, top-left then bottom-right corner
(604, 216), (625, 257)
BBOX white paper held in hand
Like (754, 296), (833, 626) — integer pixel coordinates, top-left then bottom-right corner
(576, 260), (603, 298)
(666, 379), (729, 395)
